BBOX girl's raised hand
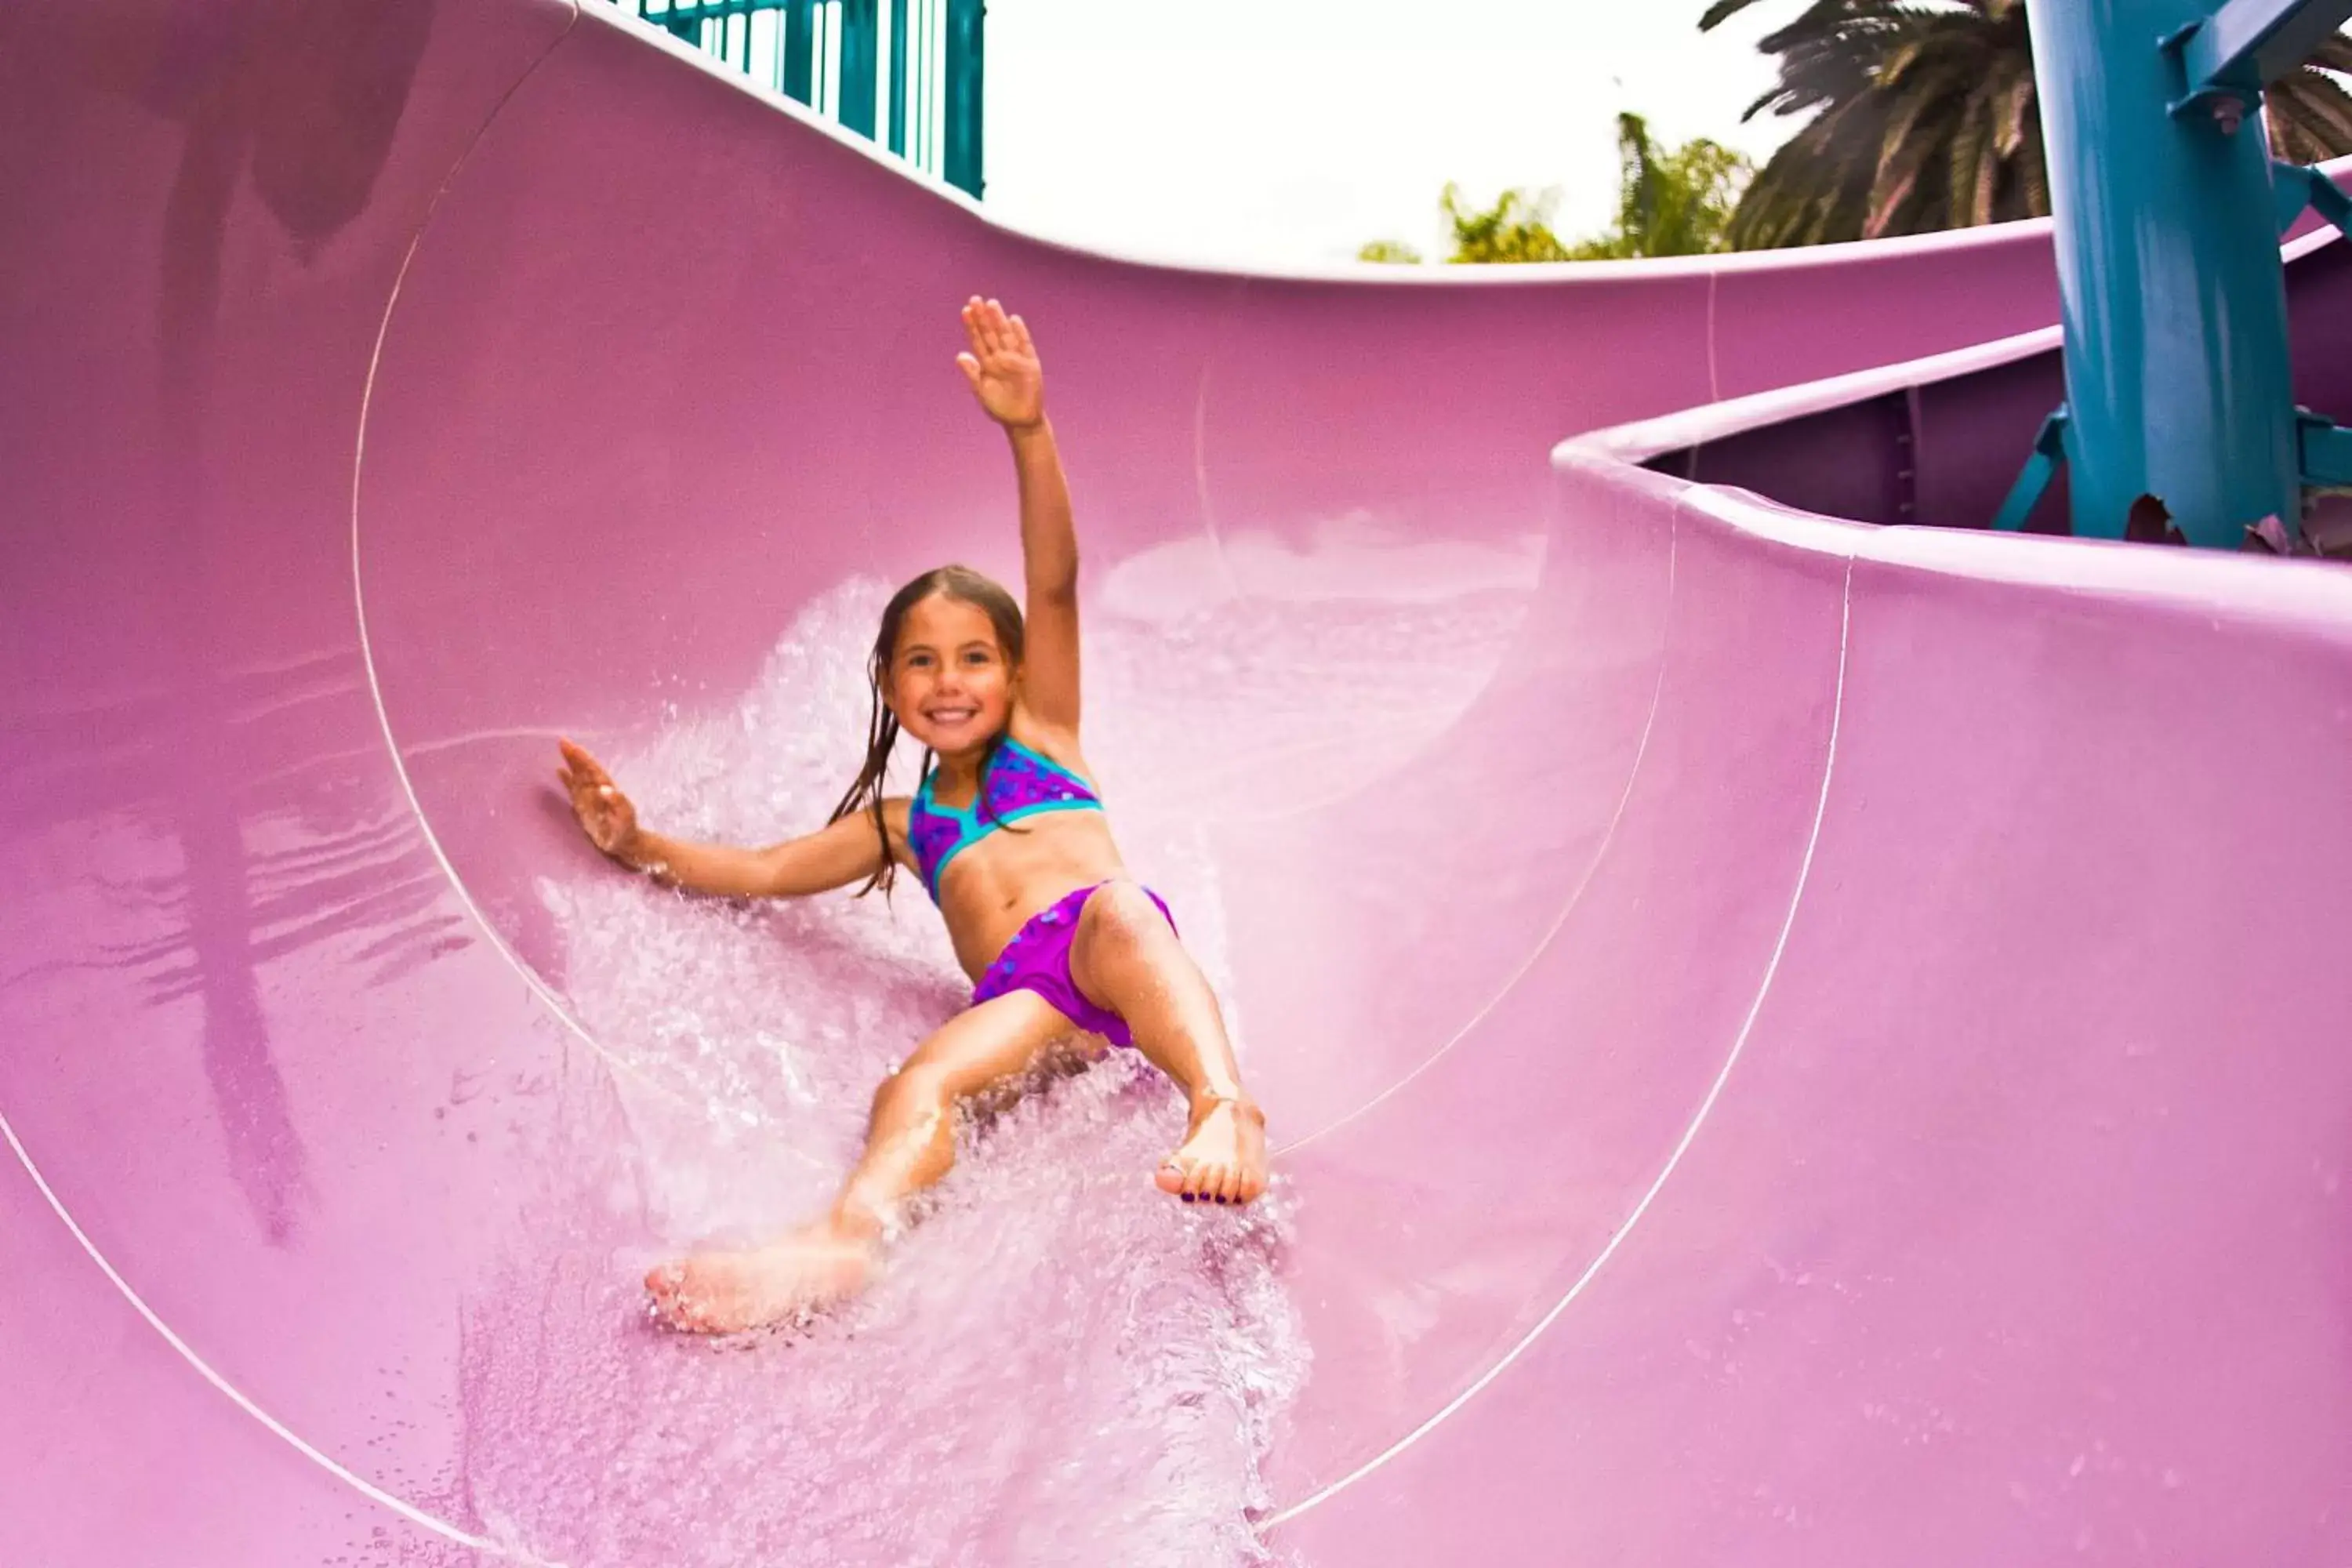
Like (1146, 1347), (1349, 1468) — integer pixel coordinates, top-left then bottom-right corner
(557, 737), (641, 859)
(955, 296), (1044, 430)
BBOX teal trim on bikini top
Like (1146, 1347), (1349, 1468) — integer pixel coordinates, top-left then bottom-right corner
(906, 735), (1103, 897)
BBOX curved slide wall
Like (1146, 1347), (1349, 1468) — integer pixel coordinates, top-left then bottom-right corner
(5, 2), (2349, 1562)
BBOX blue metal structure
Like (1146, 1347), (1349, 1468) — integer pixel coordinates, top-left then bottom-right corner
(2176, 0), (2352, 114)
(1998, 0), (2352, 547)
(622, 0), (984, 198)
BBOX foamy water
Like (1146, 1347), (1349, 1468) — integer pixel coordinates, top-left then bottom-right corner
(452, 565), (1530, 1566)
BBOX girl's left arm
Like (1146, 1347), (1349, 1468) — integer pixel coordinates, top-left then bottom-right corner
(957, 296), (1080, 732)
(1007, 419), (1080, 731)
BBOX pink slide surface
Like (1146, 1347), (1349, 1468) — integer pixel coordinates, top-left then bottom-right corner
(6, 3), (2351, 1563)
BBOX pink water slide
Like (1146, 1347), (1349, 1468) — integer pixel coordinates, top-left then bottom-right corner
(9, 2), (2352, 1563)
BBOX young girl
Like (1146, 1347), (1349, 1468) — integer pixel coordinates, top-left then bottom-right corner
(557, 297), (1269, 1334)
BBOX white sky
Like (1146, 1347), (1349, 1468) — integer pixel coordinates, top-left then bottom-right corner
(981, 0), (1805, 267)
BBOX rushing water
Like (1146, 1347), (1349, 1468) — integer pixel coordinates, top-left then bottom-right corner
(449, 554), (1531, 1566)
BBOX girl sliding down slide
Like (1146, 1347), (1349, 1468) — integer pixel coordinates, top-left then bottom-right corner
(557, 297), (1269, 1334)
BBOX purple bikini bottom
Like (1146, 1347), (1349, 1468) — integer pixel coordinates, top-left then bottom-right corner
(970, 882), (1174, 1048)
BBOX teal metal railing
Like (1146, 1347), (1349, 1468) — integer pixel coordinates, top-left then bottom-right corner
(617, 0), (984, 198)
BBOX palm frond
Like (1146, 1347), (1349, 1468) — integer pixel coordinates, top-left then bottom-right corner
(1993, 60), (2034, 157)
(1730, 90), (1883, 247)
(1867, 53), (1976, 233)
(1699, 0), (1779, 31)
(2270, 63), (2352, 162)
(2307, 34), (2352, 74)
(1947, 75), (1999, 227)
(2008, 114), (2049, 220)
(1721, 0), (2045, 247)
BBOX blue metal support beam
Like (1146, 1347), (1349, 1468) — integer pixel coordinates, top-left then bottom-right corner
(1992, 407), (2071, 532)
(2274, 157), (2352, 237)
(2024, 0), (2306, 546)
(2299, 411), (2352, 486)
(2169, 0), (2352, 115)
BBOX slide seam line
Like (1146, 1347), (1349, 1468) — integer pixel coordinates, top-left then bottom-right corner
(1275, 514), (1679, 1156)
(346, 11), (747, 1137)
(0, 1109), (523, 1557)
(1267, 536), (1857, 1528)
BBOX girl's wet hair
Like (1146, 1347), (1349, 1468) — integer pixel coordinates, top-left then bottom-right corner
(829, 564), (1025, 895)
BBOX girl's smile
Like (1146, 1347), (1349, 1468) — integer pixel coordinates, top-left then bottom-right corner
(889, 592), (1014, 759)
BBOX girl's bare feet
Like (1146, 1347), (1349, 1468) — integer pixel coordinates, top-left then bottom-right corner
(1154, 1094), (1268, 1207)
(644, 1221), (879, 1334)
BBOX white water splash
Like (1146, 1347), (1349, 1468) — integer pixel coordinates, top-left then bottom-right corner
(453, 568), (1526, 1565)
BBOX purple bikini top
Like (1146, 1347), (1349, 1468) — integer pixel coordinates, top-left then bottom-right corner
(906, 735), (1102, 898)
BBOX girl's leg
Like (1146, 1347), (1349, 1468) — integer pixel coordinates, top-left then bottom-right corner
(647, 989), (1074, 1333)
(833, 989), (1075, 1236)
(1065, 881), (1269, 1207)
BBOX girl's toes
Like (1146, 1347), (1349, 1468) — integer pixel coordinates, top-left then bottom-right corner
(1154, 1160), (1188, 1197)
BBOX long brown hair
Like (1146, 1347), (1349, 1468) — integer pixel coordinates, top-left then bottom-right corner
(829, 564), (1026, 895)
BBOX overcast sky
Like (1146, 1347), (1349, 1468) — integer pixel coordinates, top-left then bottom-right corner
(979, 0), (1806, 267)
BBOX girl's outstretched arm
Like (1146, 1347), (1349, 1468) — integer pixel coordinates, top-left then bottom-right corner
(956, 296), (1080, 733)
(557, 738), (891, 898)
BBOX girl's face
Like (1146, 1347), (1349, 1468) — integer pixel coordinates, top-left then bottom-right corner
(886, 592), (1014, 757)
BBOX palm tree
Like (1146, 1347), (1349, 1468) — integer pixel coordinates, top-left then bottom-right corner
(1702, 0), (2352, 248)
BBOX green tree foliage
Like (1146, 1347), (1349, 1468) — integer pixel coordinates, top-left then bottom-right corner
(1359, 114), (1751, 264)
(1702, 0), (2352, 248)
(1441, 183), (1577, 262)
(1574, 112), (1754, 258)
